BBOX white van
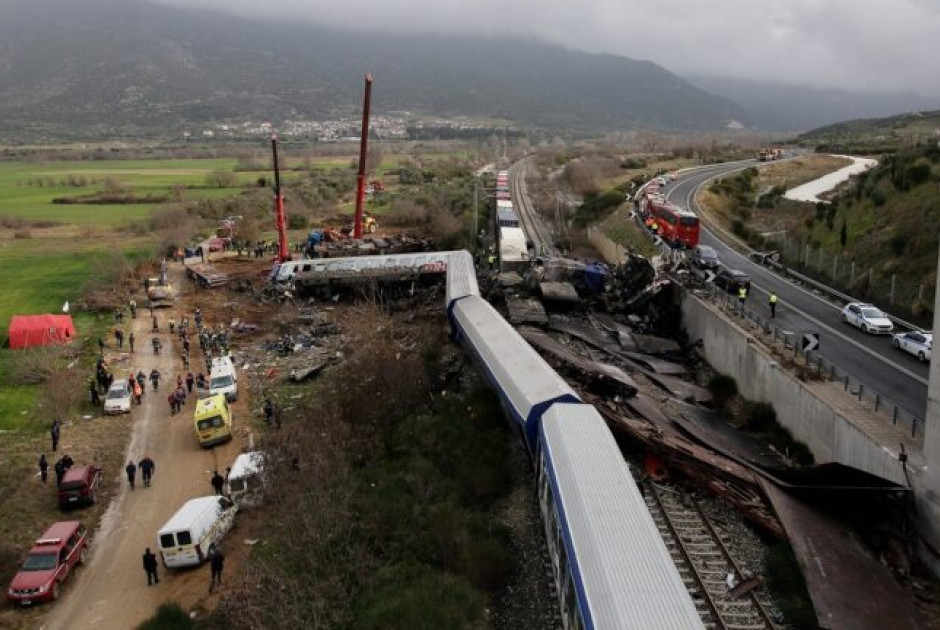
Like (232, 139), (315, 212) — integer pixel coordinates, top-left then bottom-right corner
(228, 452), (265, 508)
(157, 496), (237, 568)
(209, 356), (238, 401)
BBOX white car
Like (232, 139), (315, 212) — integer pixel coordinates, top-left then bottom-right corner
(841, 303), (894, 335)
(892, 331), (932, 362)
(103, 381), (132, 415)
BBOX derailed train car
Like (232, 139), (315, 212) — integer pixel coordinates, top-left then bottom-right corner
(445, 255), (705, 630)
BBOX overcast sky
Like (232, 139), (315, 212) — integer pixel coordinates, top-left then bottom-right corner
(152, 0), (940, 97)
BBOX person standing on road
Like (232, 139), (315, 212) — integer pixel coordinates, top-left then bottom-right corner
(129, 331), (136, 353)
(136, 370), (147, 394)
(125, 461), (137, 490)
(139, 456), (155, 487)
(186, 372), (195, 393)
(737, 284), (747, 308)
(150, 369), (161, 391)
(143, 548), (159, 585)
(38, 454), (48, 483)
(89, 378), (100, 406)
(50, 419), (60, 452)
(132, 379), (142, 405)
(98, 337), (105, 354)
(769, 291), (778, 318)
(115, 328), (124, 349)
(211, 471), (225, 495)
(152, 314), (159, 333)
(169, 317), (176, 335)
(167, 392), (177, 416)
(129, 299), (137, 319)
(209, 548), (225, 593)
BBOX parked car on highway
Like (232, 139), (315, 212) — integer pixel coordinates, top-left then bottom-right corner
(58, 465), (102, 509)
(7, 521), (87, 605)
(713, 268), (751, 294)
(103, 381), (131, 415)
(690, 245), (720, 269)
(841, 303), (894, 334)
(892, 331), (932, 362)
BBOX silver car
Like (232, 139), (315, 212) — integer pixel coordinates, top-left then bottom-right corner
(892, 331), (932, 362)
(841, 302), (894, 335)
(103, 382), (132, 415)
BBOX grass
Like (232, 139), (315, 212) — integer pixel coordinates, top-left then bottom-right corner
(0, 238), (154, 431)
(0, 158), (306, 226)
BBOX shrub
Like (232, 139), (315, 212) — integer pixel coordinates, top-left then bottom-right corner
(906, 163), (932, 186)
(708, 374), (738, 413)
(889, 233), (909, 256)
(353, 562), (486, 630)
(137, 603), (193, 630)
(868, 187), (887, 207)
(287, 213), (308, 230)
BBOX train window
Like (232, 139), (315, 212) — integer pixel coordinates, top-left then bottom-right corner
(680, 216), (699, 227)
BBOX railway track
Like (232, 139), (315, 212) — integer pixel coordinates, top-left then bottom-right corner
(644, 482), (777, 630)
(510, 159), (555, 256)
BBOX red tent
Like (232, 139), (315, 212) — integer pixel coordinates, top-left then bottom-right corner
(8, 314), (76, 350)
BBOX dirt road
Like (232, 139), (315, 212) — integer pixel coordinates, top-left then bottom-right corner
(43, 264), (245, 630)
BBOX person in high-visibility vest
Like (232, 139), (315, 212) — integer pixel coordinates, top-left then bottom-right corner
(650, 221), (659, 235)
(769, 291), (778, 318)
(737, 284), (747, 307)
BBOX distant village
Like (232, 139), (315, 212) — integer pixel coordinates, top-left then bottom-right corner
(182, 114), (505, 142)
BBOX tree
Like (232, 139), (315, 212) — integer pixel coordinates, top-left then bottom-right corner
(205, 170), (237, 188)
(839, 218), (848, 250)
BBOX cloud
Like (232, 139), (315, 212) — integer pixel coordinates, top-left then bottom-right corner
(150, 0), (940, 97)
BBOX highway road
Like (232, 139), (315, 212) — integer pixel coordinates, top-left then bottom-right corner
(665, 163), (929, 425)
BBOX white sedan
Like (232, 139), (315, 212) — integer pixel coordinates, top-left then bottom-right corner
(103, 382), (132, 415)
(841, 302), (894, 335)
(892, 331), (932, 362)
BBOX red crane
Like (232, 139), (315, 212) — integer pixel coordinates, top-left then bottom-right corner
(353, 73), (374, 239)
(271, 133), (290, 262)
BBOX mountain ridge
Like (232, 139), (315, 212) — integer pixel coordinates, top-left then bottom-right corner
(0, 0), (749, 142)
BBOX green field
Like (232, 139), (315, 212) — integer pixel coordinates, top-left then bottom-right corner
(0, 238), (155, 430)
(0, 158), (319, 226)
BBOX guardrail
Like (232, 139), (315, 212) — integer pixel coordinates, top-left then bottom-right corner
(696, 281), (925, 439)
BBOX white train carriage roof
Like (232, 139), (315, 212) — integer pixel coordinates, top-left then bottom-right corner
(445, 250), (480, 307)
(451, 296), (579, 432)
(540, 404), (705, 630)
(498, 227), (529, 263)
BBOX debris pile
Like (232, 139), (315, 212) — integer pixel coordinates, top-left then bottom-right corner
(311, 234), (433, 258)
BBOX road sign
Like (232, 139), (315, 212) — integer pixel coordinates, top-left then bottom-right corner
(802, 333), (820, 352)
(629, 210), (637, 219)
(653, 236), (663, 247)
(705, 271), (716, 283)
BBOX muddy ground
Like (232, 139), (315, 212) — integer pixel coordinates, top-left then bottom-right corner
(30, 262), (252, 630)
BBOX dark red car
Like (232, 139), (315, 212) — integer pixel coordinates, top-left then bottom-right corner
(57, 465), (102, 509)
(7, 521), (87, 605)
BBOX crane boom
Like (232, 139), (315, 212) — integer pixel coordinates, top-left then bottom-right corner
(271, 133), (290, 263)
(353, 73), (373, 239)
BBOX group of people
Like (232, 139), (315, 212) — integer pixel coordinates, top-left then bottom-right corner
(124, 456), (156, 491)
(142, 546), (224, 592)
(38, 452), (75, 486)
(735, 285), (780, 319)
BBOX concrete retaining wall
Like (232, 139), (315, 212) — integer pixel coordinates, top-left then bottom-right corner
(681, 291), (909, 487)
